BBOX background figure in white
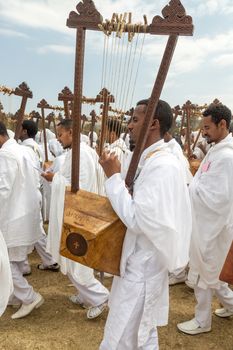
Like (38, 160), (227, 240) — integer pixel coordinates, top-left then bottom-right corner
(0, 229), (13, 317)
(19, 120), (59, 274)
(42, 119), (109, 319)
(164, 131), (193, 286)
(88, 130), (98, 149)
(178, 103), (233, 335)
(99, 100), (192, 350)
(0, 122), (44, 319)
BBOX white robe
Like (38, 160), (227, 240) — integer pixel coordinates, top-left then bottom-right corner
(167, 138), (193, 184)
(0, 139), (43, 250)
(101, 139), (192, 349)
(0, 229), (13, 316)
(188, 133), (233, 289)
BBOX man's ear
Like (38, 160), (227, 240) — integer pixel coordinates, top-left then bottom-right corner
(150, 118), (159, 130)
(219, 119), (227, 129)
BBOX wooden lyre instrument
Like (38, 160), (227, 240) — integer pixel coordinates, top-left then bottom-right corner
(0, 82), (33, 141)
(60, 0), (194, 275)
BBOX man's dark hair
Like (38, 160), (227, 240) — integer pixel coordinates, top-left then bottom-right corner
(22, 120), (38, 138)
(107, 118), (122, 138)
(57, 119), (73, 130)
(0, 121), (8, 136)
(136, 99), (173, 137)
(203, 103), (232, 129)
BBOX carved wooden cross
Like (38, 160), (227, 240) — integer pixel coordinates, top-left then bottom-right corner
(1, 82), (33, 141)
(29, 110), (42, 127)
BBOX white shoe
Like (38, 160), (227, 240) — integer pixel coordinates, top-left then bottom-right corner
(87, 302), (108, 319)
(185, 280), (195, 290)
(214, 308), (233, 318)
(177, 318), (211, 335)
(169, 275), (186, 286)
(11, 293), (44, 319)
(69, 294), (87, 309)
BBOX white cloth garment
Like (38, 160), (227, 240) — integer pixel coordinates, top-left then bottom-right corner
(21, 138), (44, 167)
(47, 143), (109, 305)
(188, 133), (233, 289)
(167, 138), (193, 184)
(0, 229), (13, 316)
(0, 139), (43, 249)
(100, 139), (192, 349)
(0, 139), (44, 304)
(7, 129), (15, 139)
(194, 283), (233, 328)
(48, 139), (64, 157)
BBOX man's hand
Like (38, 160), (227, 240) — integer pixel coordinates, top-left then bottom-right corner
(41, 171), (55, 182)
(99, 150), (121, 178)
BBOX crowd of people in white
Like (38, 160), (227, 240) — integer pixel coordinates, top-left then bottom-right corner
(0, 100), (233, 349)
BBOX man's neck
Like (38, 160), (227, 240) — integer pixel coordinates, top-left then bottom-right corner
(215, 131), (229, 144)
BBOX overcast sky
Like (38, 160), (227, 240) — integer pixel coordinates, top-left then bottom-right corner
(0, 0), (233, 117)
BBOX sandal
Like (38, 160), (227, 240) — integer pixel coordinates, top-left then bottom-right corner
(37, 263), (60, 272)
(87, 302), (108, 319)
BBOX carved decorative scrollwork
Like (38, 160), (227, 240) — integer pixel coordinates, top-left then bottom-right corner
(67, 0), (103, 29)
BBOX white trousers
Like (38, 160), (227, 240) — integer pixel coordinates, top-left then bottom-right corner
(22, 233), (56, 273)
(195, 282), (233, 328)
(67, 272), (109, 307)
(35, 233), (56, 266)
(10, 261), (37, 304)
(100, 285), (159, 350)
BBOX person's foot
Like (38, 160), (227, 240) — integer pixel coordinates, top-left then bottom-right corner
(87, 302), (108, 319)
(37, 263), (60, 272)
(177, 318), (211, 335)
(214, 308), (233, 318)
(69, 294), (87, 309)
(11, 293), (44, 319)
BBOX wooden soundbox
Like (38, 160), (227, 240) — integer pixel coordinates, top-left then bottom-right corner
(60, 188), (126, 276)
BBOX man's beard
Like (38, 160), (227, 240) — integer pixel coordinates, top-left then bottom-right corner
(129, 139), (135, 151)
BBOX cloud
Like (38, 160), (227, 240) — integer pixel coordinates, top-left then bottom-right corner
(191, 0), (233, 16)
(0, 0), (179, 35)
(0, 27), (28, 38)
(36, 44), (74, 55)
(213, 53), (233, 67)
(142, 29), (233, 76)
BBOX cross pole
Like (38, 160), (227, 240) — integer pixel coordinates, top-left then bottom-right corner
(0, 82), (33, 141)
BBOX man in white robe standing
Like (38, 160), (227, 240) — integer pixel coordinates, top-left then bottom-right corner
(99, 99), (192, 349)
(42, 119), (109, 319)
(19, 120), (59, 273)
(177, 103), (233, 335)
(0, 122), (44, 319)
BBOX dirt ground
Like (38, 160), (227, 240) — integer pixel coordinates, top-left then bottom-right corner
(1, 251), (232, 350)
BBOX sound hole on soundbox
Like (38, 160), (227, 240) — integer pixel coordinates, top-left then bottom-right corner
(66, 232), (88, 256)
